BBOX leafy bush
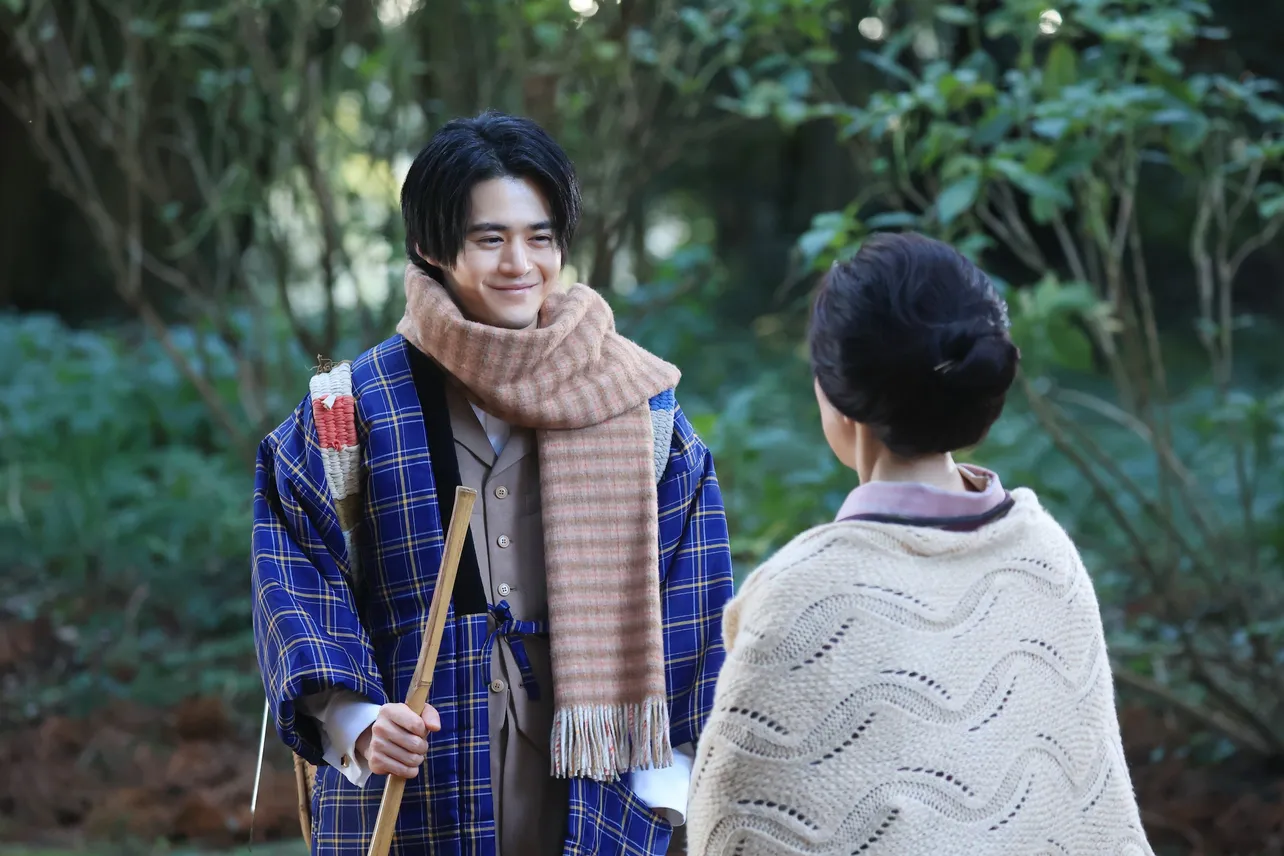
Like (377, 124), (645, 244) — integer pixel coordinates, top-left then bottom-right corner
(721, 0), (1284, 757)
(0, 314), (270, 716)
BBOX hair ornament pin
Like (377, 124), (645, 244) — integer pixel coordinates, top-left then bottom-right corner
(934, 360), (957, 374)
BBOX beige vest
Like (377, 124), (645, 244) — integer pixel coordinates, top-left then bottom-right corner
(447, 387), (688, 856)
(446, 386), (568, 856)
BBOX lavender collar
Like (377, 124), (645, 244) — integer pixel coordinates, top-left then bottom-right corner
(835, 465), (1012, 531)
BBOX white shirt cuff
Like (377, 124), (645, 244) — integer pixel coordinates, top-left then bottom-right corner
(296, 688), (382, 788)
(627, 742), (696, 826)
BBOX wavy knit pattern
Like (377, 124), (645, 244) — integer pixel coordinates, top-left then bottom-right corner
(687, 489), (1154, 856)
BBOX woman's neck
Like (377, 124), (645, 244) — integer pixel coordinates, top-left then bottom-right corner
(864, 452), (968, 492)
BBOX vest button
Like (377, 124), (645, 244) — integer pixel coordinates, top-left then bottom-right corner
(494, 485), (509, 499)
(489, 679), (506, 693)
(497, 583), (512, 597)
(496, 535), (511, 549)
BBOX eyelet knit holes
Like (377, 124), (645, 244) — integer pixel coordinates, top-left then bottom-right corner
(793, 620), (855, 671)
(813, 712), (878, 764)
(969, 675), (1016, 731)
(879, 669), (952, 701)
(952, 594), (997, 640)
(1035, 732), (1066, 756)
(724, 706), (790, 735)
(855, 581), (931, 608)
(896, 765), (975, 797)
(733, 798), (820, 831)
(989, 779), (1034, 830)
(1082, 767), (1113, 812)
(852, 808), (900, 853)
(1020, 637), (1069, 670)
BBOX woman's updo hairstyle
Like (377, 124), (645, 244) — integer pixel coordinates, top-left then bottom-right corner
(809, 231), (1020, 457)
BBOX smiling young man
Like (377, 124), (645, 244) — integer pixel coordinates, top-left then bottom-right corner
(251, 111), (735, 856)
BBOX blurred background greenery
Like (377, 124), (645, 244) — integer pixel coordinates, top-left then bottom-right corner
(1, 0), (1282, 853)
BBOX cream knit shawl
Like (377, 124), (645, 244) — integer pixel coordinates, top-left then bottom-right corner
(687, 489), (1155, 856)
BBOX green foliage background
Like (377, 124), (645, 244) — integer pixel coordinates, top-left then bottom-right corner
(1, 0), (1283, 849)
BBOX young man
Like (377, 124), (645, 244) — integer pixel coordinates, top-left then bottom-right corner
(251, 111), (735, 856)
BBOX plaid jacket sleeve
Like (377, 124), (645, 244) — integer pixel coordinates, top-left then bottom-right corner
(251, 400), (389, 766)
(657, 401), (735, 750)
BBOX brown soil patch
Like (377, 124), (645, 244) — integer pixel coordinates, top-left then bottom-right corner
(0, 695), (1280, 853)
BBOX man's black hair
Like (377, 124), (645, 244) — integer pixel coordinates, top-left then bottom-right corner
(401, 110), (582, 279)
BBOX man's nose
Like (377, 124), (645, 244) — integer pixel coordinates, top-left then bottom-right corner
(500, 242), (528, 274)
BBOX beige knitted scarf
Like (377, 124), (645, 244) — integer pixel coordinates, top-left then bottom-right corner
(396, 265), (681, 781)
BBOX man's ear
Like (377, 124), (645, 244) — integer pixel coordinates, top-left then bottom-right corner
(414, 243), (446, 269)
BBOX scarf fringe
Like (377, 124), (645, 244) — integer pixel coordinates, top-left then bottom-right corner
(551, 697), (673, 781)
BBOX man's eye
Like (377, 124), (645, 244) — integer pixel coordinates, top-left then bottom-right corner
(479, 236), (502, 245)
(532, 234), (553, 244)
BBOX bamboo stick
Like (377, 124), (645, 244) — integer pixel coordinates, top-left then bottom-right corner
(294, 753), (312, 849)
(366, 486), (478, 856)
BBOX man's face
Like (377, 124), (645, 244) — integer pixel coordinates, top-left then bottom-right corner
(432, 176), (561, 330)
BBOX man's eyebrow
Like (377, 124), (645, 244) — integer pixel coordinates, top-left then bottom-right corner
(467, 220), (554, 234)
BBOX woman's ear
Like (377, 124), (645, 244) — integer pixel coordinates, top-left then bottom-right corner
(851, 422), (888, 485)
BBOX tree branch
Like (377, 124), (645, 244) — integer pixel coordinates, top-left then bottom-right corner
(978, 195), (1046, 273)
(1228, 213), (1284, 278)
(128, 294), (254, 463)
(1051, 211), (1089, 284)
(1110, 660), (1271, 755)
